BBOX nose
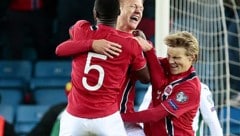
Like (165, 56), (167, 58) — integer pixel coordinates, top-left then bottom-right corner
(135, 7), (143, 13)
(168, 57), (175, 64)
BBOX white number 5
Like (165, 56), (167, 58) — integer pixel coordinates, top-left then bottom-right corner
(82, 52), (107, 91)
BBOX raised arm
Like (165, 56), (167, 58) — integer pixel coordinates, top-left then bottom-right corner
(55, 39), (122, 58)
(55, 39), (93, 56)
(144, 49), (168, 89)
(133, 34), (167, 89)
(55, 20), (122, 58)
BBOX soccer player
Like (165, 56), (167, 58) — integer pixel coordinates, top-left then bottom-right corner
(55, 0), (149, 135)
(193, 83), (223, 136)
(139, 83), (224, 136)
(56, 0), (148, 135)
(121, 31), (201, 136)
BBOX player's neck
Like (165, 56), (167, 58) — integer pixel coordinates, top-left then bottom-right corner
(97, 19), (117, 28)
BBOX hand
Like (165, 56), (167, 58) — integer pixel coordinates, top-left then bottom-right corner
(132, 29), (147, 40)
(132, 30), (153, 52)
(92, 39), (122, 58)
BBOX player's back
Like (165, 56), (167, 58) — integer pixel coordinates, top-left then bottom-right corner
(67, 21), (146, 118)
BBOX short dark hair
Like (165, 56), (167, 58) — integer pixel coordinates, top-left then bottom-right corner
(94, 0), (120, 20)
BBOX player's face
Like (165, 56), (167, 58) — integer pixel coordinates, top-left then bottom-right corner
(117, 0), (144, 33)
(167, 47), (193, 75)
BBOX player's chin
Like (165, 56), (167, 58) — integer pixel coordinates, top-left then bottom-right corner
(129, 22), (138, 30)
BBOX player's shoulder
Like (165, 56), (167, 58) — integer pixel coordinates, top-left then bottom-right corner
(200, 82), (207, 87)
(71, 20), (91, 30)
(116, 30), (132, 38)
(177, 78), (201, 96)
(121, 35), (139, 46)
(75, 20), (91, 26)
(200, 83), (212, 95)
(178, 81), (198, 91)
(110, 31), (139, 46)
(69, 20), (92, 40)
(200, 83), (211, 92)
(184, 72), (201, 86)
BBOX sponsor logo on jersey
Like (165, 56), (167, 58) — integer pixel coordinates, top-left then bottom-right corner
(211, 107), (216, 112)
(168, 99), (178, 110)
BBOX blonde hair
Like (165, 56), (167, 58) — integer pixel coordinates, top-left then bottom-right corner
(164, 31), (199, 63)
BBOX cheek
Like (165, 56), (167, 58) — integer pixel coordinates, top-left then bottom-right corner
(182, 61), (192, 69)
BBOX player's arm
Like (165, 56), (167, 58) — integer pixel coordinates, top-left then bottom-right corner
(132, 29), (166, 84)
(55, 20), (121, 57)
(129, 37), (150, 83)
(91, 40), (122, 58)
(55, 20), (92, 56)
(200, 84), (223, 136)
(134, 36), (167, 89)
(121, 104), (169, 123)
(133, 66), (150, 84)
(145, 49), (168, 89)
(55, 39), (122, 58)
(55, 39), (93, 56)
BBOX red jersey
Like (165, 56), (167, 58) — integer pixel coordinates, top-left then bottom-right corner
(60, 20), (146, 118)
(0, 116), (4, 136)
(121, 49), (201, 136)
(119, 39), (153, 114)
(119, 75), (137, 114)
(144, 50), (201, 136)
(56, 26), (145, 115)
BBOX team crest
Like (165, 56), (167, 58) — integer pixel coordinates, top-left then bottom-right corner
(176, 91), (188, 103)
(160, 85), (173, 100)
(164, 85), (173, 96)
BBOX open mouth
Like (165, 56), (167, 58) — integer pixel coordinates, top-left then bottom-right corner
(130, 15), (139, 22)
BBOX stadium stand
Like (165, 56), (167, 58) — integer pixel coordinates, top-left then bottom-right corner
(15, 105), (50, 136)
(0, 89), (22, 107)
(0, 105), (14, 124)
(29, 60), (71, 106)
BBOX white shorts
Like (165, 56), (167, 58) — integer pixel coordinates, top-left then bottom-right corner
(125, 123), (145, 136)
(59, 110), (127, 136)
